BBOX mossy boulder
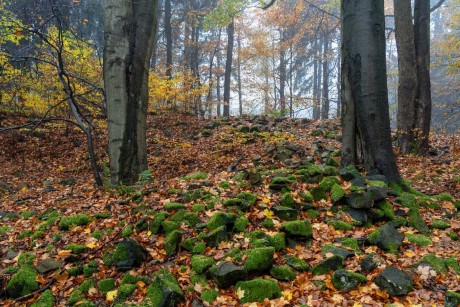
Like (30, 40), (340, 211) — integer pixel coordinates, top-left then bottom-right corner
(191, 255), (215, 274)
(270, 265), (296, 281)
(210, 261), (246, 288)
(244, 247), (275, 272)
(146, 269), (184, 307)
(59, 214), (92, 230)
(64, 244), (89, 255)
(104, 238), (147, 271)
(31, 289), (54, 307)
(280, 192), (295, 207)
(311, 255), (344, 276)
(98, 278), (116, 293)
(322, 245), (354, 260)
(151, 212), (168, 234)
(445, 291), (460, 307)
(269, 177), (293, 191)
(416, 254), (447, 275)
(406, 234), (432, 246)
(68, 280), (94, 305)
(431, 219), (450, 230)
(207, 212), (237, 231)
(281, 220), (312, 239)
(332, 269), (367, 290)
(117, 284), (137, 301)
(6, 265), (38, 298)
(331, 184), (346, 203)
(367, 223), (404, 253)
(165, 202), (186, 212)
(203, 226), (228, 247)
(319, 176), (341, 191)
(408, 207), (429, 233)
(346, 191), (373, 209)
(164, 230), (182, 256)
(235, 279), (281, 303)
(272, 206), (298, 221)
(327, 219), (353, 231)
(310, 186), (326, 201)
(284, 255), (310, 271)
(234, 216), (249, 232)
(375, 267), (413, 296)
(360, 252), (384, 273)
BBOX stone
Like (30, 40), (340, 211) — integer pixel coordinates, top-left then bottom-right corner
(322, 246), (354, 260)
(191, 255), (215, 274)
(375, 267), (413, 296)
(346, 191), (373, 209)
(360, 253), (384, 273)
(30, 289), (54, 307)
(146, 269), (184, 307)
(235, 279), (281, 303)
(107, 238), (148, 271)
(210, 262), (246, 288)
(332, 269), (367, 291)
(270, 265), (296, 281)
(367, 223), (404, 253)
(203, 226), (228, 247)
(272, 206), (298, 221)
(311, 255), (344, 276)
(207, 212), (237, 231)
(6, 266), (38, 298)
(339, 166), (362, 182)
(244, 247), (275, 272)
(164, 230), (182, 256)
(346, 209), (368, 223)
(445, 291), (460, 307)
(34, 258), (63, 274)
(281, 220), (313, 239)
(367, 185), (388, 202)
(284, 255), (309, 271)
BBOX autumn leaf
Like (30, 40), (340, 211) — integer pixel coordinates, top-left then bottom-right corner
(236, 287), (245, 299)
(263, 209), (274, 219)
(282, 290), (293, 300)
(106, 290), (118, 301)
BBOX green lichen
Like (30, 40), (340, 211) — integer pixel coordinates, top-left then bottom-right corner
(6, 265), (38, 298)
(59, 214), (92, 230)
(235, 279), (281, 303)
(244, 247), (275, 272)
(270, 265), (296, 281)
(191, 255), (215, 274)
(406, 234), (432, 246)
(98, 278), (116, 293)
(30, 289), (54, 307)
(327, 219), (353, 231)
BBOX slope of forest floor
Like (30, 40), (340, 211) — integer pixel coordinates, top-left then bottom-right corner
(0, 112), (460, 306)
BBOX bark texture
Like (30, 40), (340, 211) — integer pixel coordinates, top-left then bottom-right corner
(394, 0), (417, 153)
(341, 0), (400, 182)
(104, 0), (158, 185)
(223, 18), (234, 117)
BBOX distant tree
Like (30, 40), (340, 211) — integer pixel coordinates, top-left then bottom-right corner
(103, 0), (158, 185)
(341, 0), (400, 182)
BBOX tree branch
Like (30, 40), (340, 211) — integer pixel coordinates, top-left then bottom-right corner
(430, 0), (446, 12)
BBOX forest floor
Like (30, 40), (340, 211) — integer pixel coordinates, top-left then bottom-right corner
(0, 112), (460, 306)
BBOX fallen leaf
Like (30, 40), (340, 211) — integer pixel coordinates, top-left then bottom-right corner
(106, 289), (118, 301)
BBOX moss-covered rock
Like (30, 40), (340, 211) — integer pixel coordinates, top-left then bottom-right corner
(377, 200), (395, 220)
(83, 260), (99, 277)
(164, 230), (182, 256)
(406, 233), (432, 246)
(201, 289), (218, 303)
(104, 238), (147, 271)
(30, 289), (54, 307)
(64, 244), (89, 254)
(234, 216), (249, 232)
(360, 252), (384, 273)
(117, 284), (137, 301)
(203, 226), (228, 247)
(59, 214), (92, 230)
(269, 177), (293, 191)
(332, 269), (367, 290)
(408, 207), (429, 233)
(164, 202), (186, 212)
(310, 186), (326, 201)
(121, 272), (149, 285)
(150, 212), (168, 234)
(375, 267), (413, 296)
(244, 247), (275, 272)
(270, 233), (286, 251)
(98, 278), (116, 293)
(191, 255), (215, 274)
(445, 291), (460, 307)
(321, 245), (354, 260)
(192, 242), (206, 254)
(235, 279), (281, 303)
(6, 266), (38, 298)
(210, 261), (246, 288)
(331, 184), (346, 203)
(67, 280), (94, 305)
(145, 269), (184, 307)
(183, 172), (207, 181)
(207, 212), (237, 231)
(431, 219), (450, 230)
(327, 219), (353, 231)
(319, 176), (341, 191)
(280, 192), (295, 207)
(281, 220), (312, 239)
(161, 221), (179, 234)
(270, 265), (296, 281)
(299, 191), (314, 202)
(284, 255), (309, 271)
(367, 223), (404, 253)
(272, 206), (299, 221)
(416, 254), (447, 274)
(311, 255), (344, 276)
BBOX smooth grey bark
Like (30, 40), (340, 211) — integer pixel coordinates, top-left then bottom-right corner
(279, 30), (287, 114)
(341, 0), (400, 182)
(321, 33), (330, 120)
(165, 0), (173, 105)
(414, 0), (432, 155)
(312, 38), (320, 119)
(223, 18), (234, 117)
(237, 29), (243, 116)
(217, 48), (222, 117)
(394, 0), (418, 153)
(104, 0), (158, 185)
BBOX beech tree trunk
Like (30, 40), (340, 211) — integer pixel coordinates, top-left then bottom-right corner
(321, 33), (330, 120)
(165, 0), (173, 105)
(104, 0), (158, 185)
(394, 0), (417, 153)
(223, 18), (234, 117)
(341, 0), (400, 182)
(414, 0), (432, 154)
(279, 30), (287, 115)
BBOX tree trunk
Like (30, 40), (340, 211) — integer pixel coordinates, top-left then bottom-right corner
(336, 50), (341, 118)
(321, 33), (330, 120)
(414, 0), (432, 154)
(104, 0), (158, 185)
(312, 38), (319, 119)
(237, 28), (243, 116)
(341, 0), (400, 182)
(223, 18), (234, 117)
(394, 0), (418, 153)
(279, 30), (287, 115)
(217, 48), (222, 117)
(165, 0), (173, 105)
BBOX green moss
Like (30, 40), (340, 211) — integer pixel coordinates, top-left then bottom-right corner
(235, 279), (281, 303)
(121, 272), (148, 285)
(201, 289), (218, 303)
(319, 176), (341, 191)
(431, 219), (450, 230)
(67, 290), (85, 306)
(307, 209), (319, 219)
(0, 225), (11, 235)
(417, 196), (441, 209)
(18, 230), (33, 239)
(330, 184), (345, 203)
(338, 238), (360, 252)
(6, 265), (38, 298)
(98, 278), (116, 293)
(450, 231), (459, 241)
(94, 212), (111, 219)
(270, 265), (296, 281)
(237, 192), (257, 205)
(280, 193), (295, 207)
(83, 260), (98, 277)
(281, 220), (313, 239)
(445, 257), (460, 275)
(192, 203), (206, 212)
(377, 200), (395, 220)
(270, 233), (286, 251)
(4, 265), (19, 274)
(192, 242), (206, 254)
(445, 291), (460, 307)
(408, 207), (429, 233)
(117, 284), (137, 301)
(299, 192), (314, 202)
(32, 230), (45, 240)
(67, 265), (83, 276)
(417, 254), (447, 274)
(191, 255), (215, 274)
(234, 216), (249, 232)
(435, 193), (454, 202)
(164, 230), (182, 256)
(18, 252), (35, 266)
(151, 212), (168, 234)
(310, 186), (326, 201)
(327, 219), (353, 231)
(244, 247), (275, 271)
(181, 237), (197, 252)
(20, 211), (34, 219)
(31, 289), (54, 307)
(64, 244), (89, 254)
(311, 255), (344, 276)
(406, 234), (432, 246)
(207, 212), (237, 230)
(226, 248), (244, 262)
(284, 255), (309, 271)
(269, 176), (294, 191)
(164, 202), (186, 212)
(220, 181), (231, 189)
(146, 269), (184, 307)
(91, 230), (103, 240)
(183, 172), (208, 181)
(332, 269), (367, 291)
(190, 271), (208, 286)
(396, 193), (418, 209)
(59, 214), (92, 230)
(122, 225), (134, 237)
(261, 218), (275, 229)
(161, 221), (179, 234)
